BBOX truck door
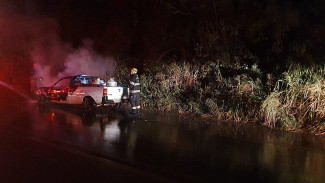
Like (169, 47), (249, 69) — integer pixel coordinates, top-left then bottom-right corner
(49, 78), (72, 101)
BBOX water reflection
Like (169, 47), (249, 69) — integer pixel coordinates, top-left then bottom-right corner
(34, 106), (325, 182)
(102, 119), (120, 141)
(35, 106), (139, 160)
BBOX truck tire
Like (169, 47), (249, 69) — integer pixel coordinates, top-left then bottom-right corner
(83, 97), (97, 113)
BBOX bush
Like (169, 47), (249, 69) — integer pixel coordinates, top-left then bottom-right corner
(261, 64), (325, 130)
(139, 62), (264, 121)
(114, 60), (325, 133)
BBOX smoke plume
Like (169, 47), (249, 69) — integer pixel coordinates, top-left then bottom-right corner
(58, 40), (115, 79)
(0, 2), (115, 89)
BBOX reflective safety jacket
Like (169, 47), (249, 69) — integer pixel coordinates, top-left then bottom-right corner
(130, 73), (140, 94)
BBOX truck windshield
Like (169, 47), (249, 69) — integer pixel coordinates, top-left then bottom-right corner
(53, 78), (72, 89)
(72, 76), (103, 87)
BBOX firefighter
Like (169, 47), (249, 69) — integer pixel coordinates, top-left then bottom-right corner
(129, 68), (141, 115)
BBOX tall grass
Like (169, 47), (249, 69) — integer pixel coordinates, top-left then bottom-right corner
(112, 60), (325, 133)
(138, 62), (264, 122)
(261, 64), (325, 131)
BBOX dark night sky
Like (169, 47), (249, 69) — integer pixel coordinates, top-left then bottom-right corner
(1, 0), (325, 91)
(12, 0), (121, 46)
(2, 0), (325, 69)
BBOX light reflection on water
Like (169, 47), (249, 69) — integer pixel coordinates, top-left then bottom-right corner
(102, 119), (120, 142)
(33, 106), (325, 183)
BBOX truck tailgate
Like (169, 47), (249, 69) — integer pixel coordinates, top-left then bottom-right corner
(102, 86), (125, 103)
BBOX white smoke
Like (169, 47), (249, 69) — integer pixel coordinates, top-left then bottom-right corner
(31, 39), (116, 87)
(0, 4), (116, 88)
(33, 45), (116, 87)
(32, 64), (57, 88)
(58, 42), (115, 79)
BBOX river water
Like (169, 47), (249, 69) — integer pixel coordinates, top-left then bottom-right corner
(1, 82), (325, 183)
(30, 106), (325, 183)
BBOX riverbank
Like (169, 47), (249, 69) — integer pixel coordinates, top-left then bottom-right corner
(114, 62), (325, 134)
(33, 103), (325, 182)
(139, 110), (325, 151)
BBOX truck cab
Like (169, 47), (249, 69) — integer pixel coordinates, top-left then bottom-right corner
(38, 75), (128, 112)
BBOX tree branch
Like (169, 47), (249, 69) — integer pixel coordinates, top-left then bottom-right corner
(159, 0), (192, 15)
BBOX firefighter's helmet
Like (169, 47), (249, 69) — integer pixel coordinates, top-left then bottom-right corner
(131, 68), (137, 74)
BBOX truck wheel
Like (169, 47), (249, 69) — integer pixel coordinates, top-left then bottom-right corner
(83, 97), (97, 113)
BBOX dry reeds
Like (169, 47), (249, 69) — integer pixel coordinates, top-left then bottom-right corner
(113, 61), (325, 133)
(262, 64), (325, 132)
(139, 62), (264, 121)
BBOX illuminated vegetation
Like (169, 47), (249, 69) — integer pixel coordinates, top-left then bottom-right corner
(262, 64), (325, 133)
(2, 1), (325, 133)
(115, 63), (325, 134)
(116, 62), (264, 122)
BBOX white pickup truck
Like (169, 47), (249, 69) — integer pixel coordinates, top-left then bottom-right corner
(37, 75), (129, 112)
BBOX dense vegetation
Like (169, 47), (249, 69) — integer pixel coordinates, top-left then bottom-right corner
(100, 0), (325, 133)
(2, 0), (325, 132)
(116, 62), (325, 133)
(262, 65), (325, 132)
(55, 0), (325, 72)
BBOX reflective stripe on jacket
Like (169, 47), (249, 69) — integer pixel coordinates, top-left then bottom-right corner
(130, 90), (140, 93)
(130, 74), (140, 94)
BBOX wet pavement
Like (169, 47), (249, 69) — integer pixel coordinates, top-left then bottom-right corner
(1, 84), (325, 182)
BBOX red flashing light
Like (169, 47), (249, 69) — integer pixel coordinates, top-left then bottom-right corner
(103, 88), (107, 97)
